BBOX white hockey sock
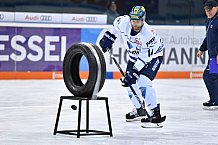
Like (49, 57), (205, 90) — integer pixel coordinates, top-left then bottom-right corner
(127, 83), (151, 114)
(138, 75), (157, 110)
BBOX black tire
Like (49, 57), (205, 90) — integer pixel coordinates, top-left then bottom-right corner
(63, 43), (106, 98)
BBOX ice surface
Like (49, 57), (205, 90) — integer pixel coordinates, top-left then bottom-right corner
(0, 79), (218, 145)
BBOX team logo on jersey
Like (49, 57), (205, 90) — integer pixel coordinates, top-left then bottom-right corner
(128, 49), (140, 55)
(146, 37), (155, 47)
(135, 38), (142, 46)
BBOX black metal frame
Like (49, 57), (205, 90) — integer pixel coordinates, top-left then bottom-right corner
(53, 96), (113, 138)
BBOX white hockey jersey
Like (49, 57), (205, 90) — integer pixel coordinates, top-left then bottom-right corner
(110, 15), (164, 71)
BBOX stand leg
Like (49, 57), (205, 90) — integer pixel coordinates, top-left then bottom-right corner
(53, 97), (63, 135)
(77, 100), (82, 138)
(86, 100), (89, 133)
(105, 98), (113, 136)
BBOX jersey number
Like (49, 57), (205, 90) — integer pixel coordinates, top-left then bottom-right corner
(148, 49), (153, 57)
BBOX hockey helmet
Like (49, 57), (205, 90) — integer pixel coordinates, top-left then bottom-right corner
(129, 6), (146, 20)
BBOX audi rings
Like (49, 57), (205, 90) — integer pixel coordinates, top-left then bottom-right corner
(40, 15), (52, 21)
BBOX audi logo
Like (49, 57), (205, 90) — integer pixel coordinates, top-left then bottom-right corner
(0, 14), (4, 20)
(40, 15), (52, 21)
(86, 17), (97, 22)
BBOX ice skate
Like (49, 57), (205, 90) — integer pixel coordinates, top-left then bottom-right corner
(126, 107), (146, 122)
(203, 101), (218, 110)
(141, 105), (166, 128)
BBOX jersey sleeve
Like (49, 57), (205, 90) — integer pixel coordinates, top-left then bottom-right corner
(110, 15), (128, 35)
(108, 16), (122, 35)
(134, 48), (152, 71)
(199, 37), (208, 52)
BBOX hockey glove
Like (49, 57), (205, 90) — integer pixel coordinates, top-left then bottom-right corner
(122, 67), (140, 87)
(99, 31), (116, 53)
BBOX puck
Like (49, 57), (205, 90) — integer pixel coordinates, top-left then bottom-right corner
(71, 105), (77, 110)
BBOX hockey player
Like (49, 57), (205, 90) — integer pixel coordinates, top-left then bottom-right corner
(99, 6), (165, 124)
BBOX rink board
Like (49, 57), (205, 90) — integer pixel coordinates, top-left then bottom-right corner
(0, 23), (207, 79)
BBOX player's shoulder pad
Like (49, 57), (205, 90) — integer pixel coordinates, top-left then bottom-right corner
(113, 15), (130, 30)
(140, 23), (153, 36)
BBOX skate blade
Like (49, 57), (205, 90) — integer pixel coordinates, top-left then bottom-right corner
(126, 116), (144, 122)
(141, 122), (163, 128)
(203, 106), (218, 110)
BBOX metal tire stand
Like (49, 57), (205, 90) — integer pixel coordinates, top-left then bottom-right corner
(53, 43), (112, 138)
(53, 96), (113, 138)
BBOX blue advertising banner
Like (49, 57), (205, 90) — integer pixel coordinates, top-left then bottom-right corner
(0, 26), (81, 71)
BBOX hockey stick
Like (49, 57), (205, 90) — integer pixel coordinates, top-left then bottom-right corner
(107, 49), (151, 119)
